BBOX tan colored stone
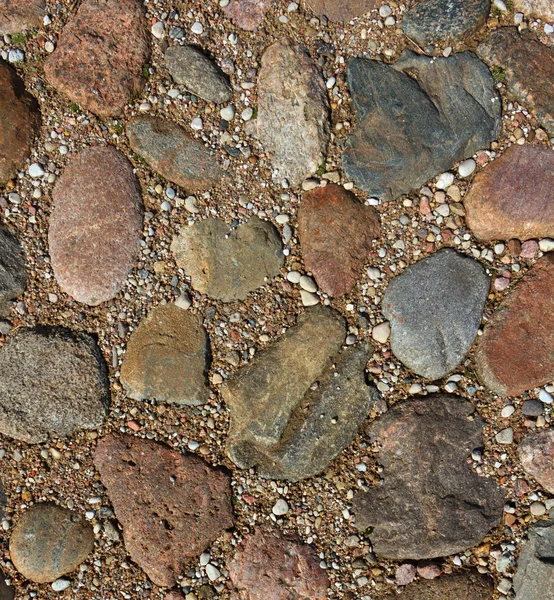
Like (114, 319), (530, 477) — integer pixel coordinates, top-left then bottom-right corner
(382, 570), (494, 599)
(0, 0), (45, 34)
(514, 0), (554, 22)
(519, 429), (554, 494)
(306, 0), (378, 22)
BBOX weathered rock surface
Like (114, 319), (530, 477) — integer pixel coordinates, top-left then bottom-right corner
(343, 51), (501, 200)
(229, 528), (329, 599)
(94, 434), (234, 587)
(0, 227), (26, 316)
(43, 0), (150, 117)
(0, 327), (109, 443)
(49, 145), (143, 306)
(224, 306), (378, 481)
(478, 28), (554, 135)
(306, 0), (378, 22)
(0, 0), (44, 34)
(513, 521), (554, 600)
(475, 254), (554, 396)
(0, 568), (14, 600)
(9, 503), (94, 583)
(519, 429), (554, 494)
(165, 46), (232, 104)
(383, 571), (494, 600)
(170, 217), (283, 302)
(0, 479), (5, 520)
(127, 116), (222, 192)
(223, 0), (273, 30)
(402, 0), (490, 46)
(382, 249), (489, 380)
(353, 395), (505, 559)
(514, 0), (554, 24)
(257, 38), (329, 186)
(120, 303), (210, 406)
(0, 59), (40, 186)
(298, 184), (381, 297)
(465, 145), (554, 241)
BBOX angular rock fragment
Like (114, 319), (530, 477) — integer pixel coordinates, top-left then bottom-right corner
(0, 327), (109, 443)
(120, 304), (210, 406)
(353, 395), (505, 559)
(127, 116), (223, 191)
(223, 0), (273, 30)
(513, 521), (554, 600)
(171, 217), (283, 302)
(257, 38), (330, 186)
(223, 306), (378, 481)
(0, 227), (27, 316)
(343, 51), (501, 200)
(306, 0), (378, 21)
(0, 0), (45, 35)
(94, 434), (234, 587)
(519, 429), (554, 494)
(383, 249), (489, 380)
(298, 183), (380, 297)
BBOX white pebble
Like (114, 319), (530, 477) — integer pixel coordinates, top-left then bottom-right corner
(287, 271), (301, 284)
(272, 498), (289, 515)
(530, 501), (546, 516)
(151, 21), (165, 38)
(139, 102), (151, 112)
(367, 267), (381, 281)
(494, 243), (505, 255)
(501, 404), (515, 418)
(52, 579), (71, 592)
(545, 23), (554, 34)
(408, 383), (422, 394)
(539, 238), (554, 252)
(299, 275), (317, 293)
(191, 22), (203, 34)
(161, 201), (171, 212)
(540, 389), (554, 404)
(28, 162), (45, 178)
(205, 564), (220, 581)
(458, 159), (476, 178)
(493, 0), (507, 11)
(372, 321), (390, 344)
(200, 552), (210, 566)
(175, 293), (192, 310)
(496, 428), (514, 444)
(191, 117), (203, 130)
(220, 105), (235, 120)
(45, 41), (55, 53)
(241, 107), (253, 121)
(444, 381), (457, 393)
(276, 214), (289, 224)
(185, 196), (200, 213)
(379, 5), (392, 17)
(300, 290), (319, 306)
(384, 16), (395, 26)
(8, 49), (24, 63)
(436, 172), (454, 190)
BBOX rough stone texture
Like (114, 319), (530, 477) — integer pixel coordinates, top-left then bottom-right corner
(0, 0), (45, 34)
(0, 227), (27, 317)
(43, 0), (150, 118)
(0, 327), (109, 443)
(475, 254), (554, 396)
(0, 59), (40, 186)
(513, 521), (554, 600)
(170, 217), (283, 302)
(0, 568), (14, 600)
(0, 479), (5, 521)
(353, 395), (505, 559)
(402, 0), (490, 46)
(9, 503), (94, 583)
(257, 38), (330, 187)
(94, 434), (234, 587)
(382, 571), (494, 600)
(513, 0), (554, 23)
(120, 304), (210, 406)
(228, 528), (329, 600)
(306, 0), (378, 22)
(465, 146), (554, 241)
(165, 46), (232, 104)
(343, 51), (501, 200)
(382, 249), (489, 380)
(224, 306), (378, 481)
(127, 116), (222, 192)
(519, 429), (554, 494)
(297, 184), (381, 297)
(478, 28), (554, 135)
(49, 145), (143, 306)
(223, 0), (273, 30)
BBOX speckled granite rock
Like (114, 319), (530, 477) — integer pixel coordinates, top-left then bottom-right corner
(513, 521), (554, 600)
(0, 227), (27, 317)
(520, 429), (554, 494)
(306, 0), (378, 22)
(382, 570), (494, 599)
(0, 0), (45, 34)
(223, 0), (273, 30)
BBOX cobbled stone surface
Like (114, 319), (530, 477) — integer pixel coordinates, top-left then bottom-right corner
(0, 0), (44, 34)
(519, 429), (554, 494)
(306, 0), (378, 21)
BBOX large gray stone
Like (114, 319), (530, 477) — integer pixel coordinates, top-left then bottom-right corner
(353, 395), (505, 560)
(513, 521), (554, 600)
(382, 249), (489, 380)
(0, 227), (27, 317)
(223, 306), (378, 481)
(343, 51), (501, 200)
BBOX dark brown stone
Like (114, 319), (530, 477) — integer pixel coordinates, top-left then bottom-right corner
(43, 0), (150, 117)
(0, 568), (14, 600)
(94, 434), (234, 587)
(519, 429), (554, 494)
(223, 0), (273, 30)
(0, 0), (45, 34)
(478, 28), (554, 135)
(228, 528), (329, 600)
(298, 184), (380, 297)
(306, 0), (378, 22)
(0, 59), (40, 186)
(49, 146), (143, 306)
(475, 254), (554, 396)
(382, 571), (494, 600)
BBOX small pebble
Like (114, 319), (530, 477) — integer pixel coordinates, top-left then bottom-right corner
(458, 159), (476, 177)
(522, 399), (543, 416)
(151, 21), (165, 38)
(539, 389), (554, 404)
(191, 117), (203, 130)
(501, 404), (515, 418)
(299, 275), (317, 293)
(272, 498), (289, 515)
(436, 172), (454, 190)
(191, 22), (203, 34)
(287, 271), (301, 284)
(300, 290), (319, 306)
(52, 579), (71, 592)
(496, 428), (514, 444)
(540, 238), (554, 252)
(28, 163), (45, 178)
(372, 322), (390, 344)
(206, 564), (220, 581)
(530, 501), (546, 516)
(220, 105), (235, 121)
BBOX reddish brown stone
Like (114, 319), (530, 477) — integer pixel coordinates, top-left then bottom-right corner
(49, 146), (143, 306)
(475, 254), (554, 396)
(43, 0), (149, 118)
(519, 429), (554, 494)
(164, 593), (184, 600)
(0, 59), (40, 185)
(298, 184), (380, 296)
(0, 0), (45, 34)
(228, 528), (329, 600)
(223, 0), (273, 30)
(306, 0), (379, 22)
(94, 434), (234, 587)
(465, 145), (554, 241)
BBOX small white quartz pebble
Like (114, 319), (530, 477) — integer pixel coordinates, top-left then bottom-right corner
(191, 117), (203, 130)
(175, 293), (192, 310)
(220, 105), (235, 120)
(287, 270), (301, 284)
(545, 23), (554, 34)
(501, 404), (515, 418)
(367, 267), (381, 281)
(436, 172), (454, 190)
(540, 389), (554, 404)
(496, 428), (514, 444)
(185, 196), (200, 213)
(28, 163), (45, 178)
(45, 41), (55, 53)
(191, 21), (203, 34)
(409, 383), (422, 394)
(206, 564), (220, 581)
(299, 275), (317, 293)
(539, 238), (554, 252)
(372, 322), (390, 344)
(379, 5), (392, 17)
(300, 290), (319, 306)
(151, 21), (165, 38)
(272, 498), (289, 516)
(458, 159), (476, 178)
(444, 381), (457, 393)
(493, 0), (507, 11)
(241, 107), (253, 121)
(52, 579), (71, 592)
(200, 552), (210, 566)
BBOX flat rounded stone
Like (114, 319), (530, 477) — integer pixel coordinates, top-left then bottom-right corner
(120, 304), (210, 406)
(519, 429), (554, 494)
(465, 145), (554, 242)
(9, 503), (94, 583)
(228, 528), (329, 600)
(223, 0), (273, 30)
(94, 434), (234, 587)
(0, 327), (109, 443)
(475, 254), (554, 396)
(298, 184), (381, 297)
(43, 0), (150, 117)
(170, 217), (283, 302)
(0, 0), (45, 34)
(522, 399), (543, 416)
(306, 0), (378, 21)
(49, 145), (143, 306)
(0, 59), (41, 186)
(0, 227), (27, 317)
(127, 116), (223, 192)
(382, 571), (494, 600)
(382, 248), (489, 380)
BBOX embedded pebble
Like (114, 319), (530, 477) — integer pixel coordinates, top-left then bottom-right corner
(272, 499), (289, 516)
